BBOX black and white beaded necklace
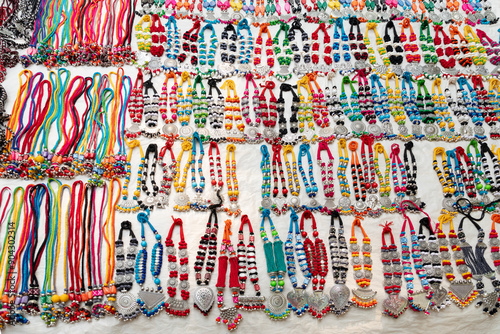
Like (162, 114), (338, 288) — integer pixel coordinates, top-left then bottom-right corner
(142, 76), (160, 137)
(207, 78), (224, 130)
(277, 83), (299, 142)
(138, 143), (159, 210)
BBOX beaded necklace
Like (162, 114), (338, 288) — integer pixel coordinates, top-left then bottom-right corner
(311, 23), (333, 66)
(277, 83), (299, 143)
(164, 15), (180, 70)
(433, 24), (456, 70)
(477, 29), (500, 67)
(221, 79), (244, 137)
(348, 141), (368, 216)
(236, 19), (253, 74)
(137, 144), (159, 211)
(371, 73), (393, 139)
(486, 78), (500, 139)
(341, 76), (365, 137)
(207, 79), (224, 130)
(283, 144), (301, 207)
(380, 222), (408, 318)
(400, 19), (420, 65)
(317, 141), (335, 213)
(253, 23), (274, 78)
(219, 24), (238, 76)
(327, 211), (351, 316)
(260, 145), (273, 212)
(271, 143), (287, 215)
(241, 73), (261, 141)
(390, 144), (407, 209)
(273, 22), (292, 82)
(432, 78), (457, 142)
(149, 14), (166, 58)
(125, 72), (144, 139)
(403, 141), (425, 209)
(307, 73), (329, 132)
(177, 72), (193, 129)
(198, 23), (218, 69)
(160, 72), (178, 129)
(297, 76), (314, 134)
(300, 210), (329, 318)
(326, 77), (349, 138)
(386, 73), (410, 140)
(467, 140), (489, 206)
(490, 215), (500, 274)
(285, 209), (311, 316)
(399, 204), (434, 314)
(259, 80), (278, 140)
(214, 219), (242, 330)
(373, 143), (394, 213)
(363, 22), (386, 69)
(402, 72), (422, 140)
(193, 206), (220, 316)
(453, 77), (474, 139)
(419, 20), (438, 65)
(416, 79), (438, 140)
(164, 217), (190, 317)
(470, 75), (487, 140)
(190, 132), (206, 209)
(236, 215), (265, 310)
(298, 143), (319, 210)
(360, 135), (377, 202)
(435, 213), (478, 308)
(208, 141), (224, 195)
(225, 144), (241, 217)
(135, 15), (152, 54)
(330, 18), (349, 65)
(157, 139), (177, 208)
(456, 146), (479, 205)
(337, 139), (352, 214)
(114, 221), (140, 320)
(259, 209), (290, 320)
(348, 18), (368, 65)
(480, 142), (500, 198)
(116, 140), (144, 213)
(142, 77), (160, 136)
(173, 140), (193, 212)
(383, 20), (403, 68)
(355, 69), (381, 139)
(349, 217), (377, 309)
(192, 75), (208, 130)
(433, 147), (457, 212)
(288, 19), (311, 73)
(456, 199), (500, 316)
(181, 20), (201, 66)
(135, 212), (164, 318)
(449, 25), (472, 69)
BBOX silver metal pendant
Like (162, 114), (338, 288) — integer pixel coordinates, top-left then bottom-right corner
(144, 196), (157, 207)
(403, 9), (413, 18)
(407, 63), (423, 77)
(391, 65), (403, 77)
(365, 12), (377, 21)
(218, 62), (235, 75)
(197, 128), (210, 138)
(318, 12), (330, 22)
(383, 293), (408, 318)
(460, 125), (473, 137)
(255, 65), (271, 77)
(175, 193), (190, 209)
(431, 284), (449, 311)
(368, 124), (382, 137)
(398, 124), (409, 136)
(329, 284), (351, 316)
(263, 128), (278, 139)
(373, 64), (389, 75)
(287, 289), (308, 316)
(412, 123), (422, 137)
(194, 287), (215, 316)
(448, 280), (475, 308)
(424, 64), (441, 77)
(429, 12), (441, 23)
(424, 123), (439, 138)
(245, 127), (261, 140)
(127, 123), (141, 134)
(162, 124), (178, 136)
(239, 63), (252, 74)
(166, 297), (189, 315)
(308, 292), (329, 317)
(476, 65), (489, 76)
(137, 289), (165, 314)
(179, 125), (194, 138)
(351, 121), (366, 135)
(334, 124), (349, 136)
(324, 198), (336, 210)
(115, 292), (140, 321)
(474, 125), (486, 137)
(382, 122), (393, 137)
(338, 197), (351, 210)
(366, 194), (379, 209)
(379, 196), (392, 209)
(318, 127), (334, 138)
(147, 57), (162, 71)
(164, 58), (178, 69)
(156, 194), (168, 208)
(354, 200), (366, 212)
(289, 195), (300, 208)
(354, 60), (369, 70)
(351, 287), (377, 308)
(441, 11), (452, 22)
(410, 290), (432, 312)
(485, 10), (497, 22)
(216, 306), (241, 330)
(261, 197), (273, 209)
(266, 292), (290, 320)
(452, 12), (463, 22)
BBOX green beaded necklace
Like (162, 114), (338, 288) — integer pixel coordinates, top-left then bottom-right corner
(192, 75), (208, 129)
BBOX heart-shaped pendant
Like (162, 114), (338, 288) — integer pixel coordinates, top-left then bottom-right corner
(329, 284), (351, 316)
(193, 287), (215, 316)
(431, 285), (450, 311)
(383, 294), (408, 318)
(308, 292), (329, 319)
(287, 289), (308, 316)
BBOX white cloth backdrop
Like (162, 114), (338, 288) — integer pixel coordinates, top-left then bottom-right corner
(3, 7), (500, 333)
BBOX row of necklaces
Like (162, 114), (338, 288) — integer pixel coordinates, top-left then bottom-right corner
(1, 183), (500, 329)
(117, 68), (500, 147)
(259, 138), (426, 217)
(131, 17), (500, 80)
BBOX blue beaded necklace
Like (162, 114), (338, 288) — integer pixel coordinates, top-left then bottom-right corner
(371, 73), (394, 139)
(402, 72), (422, 140)
(135, 212), (165, 318)
(260, 145), (273, 212)
(198, 23), (218, 68)
(340, 76), (363, 138)
(236, 19), (253, 73)
(298, 143), (319, 210)
(164, 15), (180, 70)
(190, 131), (206, 196)
(285, 209), (311, 316)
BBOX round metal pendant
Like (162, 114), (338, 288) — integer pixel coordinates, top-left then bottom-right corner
(218, 62), (235, 75)
(197, 127), (210, 138)
(379, 11), (390, 21)
(144, 196), (157, 207)
(162, 124), (178, 136)
(246, 126), (260, 138)
(441, 11), (452, 22)
(232, 12), (243, 21)
(319, 127), (334, 137)
(442, 198), (455, 212)
(263, 128), (278, 138)
(339, 196), (351, 209)
(368, 124), (382, 137)
(148, 57), (162, 71)
(175, 193), (190, 207)
(116, 292), (139, 320)
(309, 198), (320, 208)
(351, 121), (366, 134)
(424, 123), (439, 137)
(334, 125), (349, 135)
(342, 8), (354, 17)
(407, 64), (423, 77)
(239, 64), (251, 73)
(164, 58), (178, 69)
(474, 125), (485, 136)
(476, 65), (489, 76)
(429, 12), (441, 23)
(452, 12), (463, 22)
(289, 196), (300, 207)
(398, 125), (409, 136)
(324, 198), (336, 210)
(127, 123), (141, 133)
(268, 293), (288, 317)
(354, 200), (367, 211)
(424, 64), (441, 77)
(391, 65), (403, 77)
(365, 12), (377, 21)
(379, 196), (392, 208)
(318, 12), (330, 22)
(156, 193), (168, 207)
(179, 125), (194, 138)
(261, 197), (273, 209)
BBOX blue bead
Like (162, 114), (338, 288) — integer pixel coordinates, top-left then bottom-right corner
(141, 241), (147, 247)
